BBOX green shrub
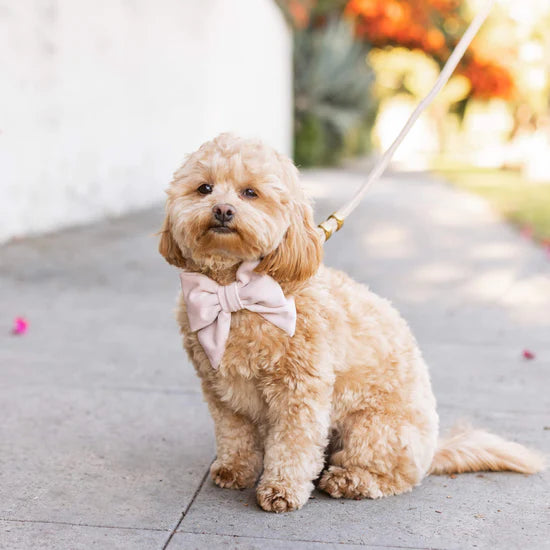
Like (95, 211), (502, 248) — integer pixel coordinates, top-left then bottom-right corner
(293, 19), (375, 166)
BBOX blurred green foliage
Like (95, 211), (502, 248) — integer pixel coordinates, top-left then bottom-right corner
(293, 20), (376, 166)
(278, 0), (550, 171)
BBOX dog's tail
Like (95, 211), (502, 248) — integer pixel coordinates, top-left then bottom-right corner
(429, 423), (545, 475)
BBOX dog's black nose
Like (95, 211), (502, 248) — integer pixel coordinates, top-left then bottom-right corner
(212, 203), (235, 224)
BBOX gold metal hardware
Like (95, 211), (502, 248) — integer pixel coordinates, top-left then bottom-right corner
(318, 213), (344, 241)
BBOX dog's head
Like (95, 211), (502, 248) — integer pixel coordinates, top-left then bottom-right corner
(159, 133), (322, 282)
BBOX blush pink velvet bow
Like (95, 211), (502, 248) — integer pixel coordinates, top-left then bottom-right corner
(179, 261), (296, 369)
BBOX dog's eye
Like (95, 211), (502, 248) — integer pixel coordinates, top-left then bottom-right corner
(242, 188), (258, 199)
(197, 183), (213, 195)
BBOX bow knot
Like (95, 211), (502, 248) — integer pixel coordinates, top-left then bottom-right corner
(179, 261), (296, 369)
(217, 281), (243, 313)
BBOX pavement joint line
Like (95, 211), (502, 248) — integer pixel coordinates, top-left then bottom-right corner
(436, 404), (550, 416)
(0, 382), (200, 397)
(82, 385), (199, 396)
(0, 517), (169, 532)
(95, 386), (200, 396)
(176, 529), (446, 550)
(423, 341), (549, 350)
(162, 458), (213, 550)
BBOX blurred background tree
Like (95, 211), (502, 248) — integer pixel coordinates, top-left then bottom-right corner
(278, 0), (550, 241)
(278, 0), (376, 166)
(278, 0), (549, 171)
(293, 20), (375, 166)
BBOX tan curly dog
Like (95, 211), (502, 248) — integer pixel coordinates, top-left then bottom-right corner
(158, 133), (544, 513)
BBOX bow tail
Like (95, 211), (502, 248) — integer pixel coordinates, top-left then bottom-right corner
(196, 311), (232, 369)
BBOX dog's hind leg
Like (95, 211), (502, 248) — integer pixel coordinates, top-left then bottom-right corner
(319, 409), (437, 499)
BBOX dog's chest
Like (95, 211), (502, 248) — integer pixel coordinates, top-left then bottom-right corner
(198, 309), (288, 420)
(223, 309), (287, 369)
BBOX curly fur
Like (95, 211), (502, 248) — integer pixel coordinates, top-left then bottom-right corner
(159, 133), (545, 513)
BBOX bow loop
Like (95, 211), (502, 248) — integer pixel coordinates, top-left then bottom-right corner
(179, 261), (296, 369)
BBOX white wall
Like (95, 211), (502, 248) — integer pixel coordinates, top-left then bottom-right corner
(0, 0), (292, 243)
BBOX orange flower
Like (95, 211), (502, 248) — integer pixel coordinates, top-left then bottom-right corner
(424, 29), (445, 52)
(460, 57), (515, 100)
(347, 0), (448, 53)
(344, 0), (517, 101)
(288, 0), (311, 28)
(346, 0), (375, 17)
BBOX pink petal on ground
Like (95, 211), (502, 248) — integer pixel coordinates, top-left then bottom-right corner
(520, 226), (533, 240)
(12, 317), (28, 335)
(522, 349), (535, 360)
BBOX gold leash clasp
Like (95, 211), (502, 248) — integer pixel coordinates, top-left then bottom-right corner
(318, 213), (344, 241)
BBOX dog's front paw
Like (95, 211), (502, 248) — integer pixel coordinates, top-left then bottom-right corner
(256, 480), (311, 513)
(210, 459), (258, 490)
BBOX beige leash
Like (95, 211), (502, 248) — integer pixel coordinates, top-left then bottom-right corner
(318, 0), (497, 242)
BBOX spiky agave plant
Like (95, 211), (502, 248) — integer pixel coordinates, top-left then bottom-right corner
(294, 19), (375, 166)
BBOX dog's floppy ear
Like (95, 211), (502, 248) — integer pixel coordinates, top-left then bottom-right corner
(158, 214), (187, 268)
(256, 200), (323, 283)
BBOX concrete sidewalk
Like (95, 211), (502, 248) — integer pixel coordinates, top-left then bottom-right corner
(1, 169), (549, 550)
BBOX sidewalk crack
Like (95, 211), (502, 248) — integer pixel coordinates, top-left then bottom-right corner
(177, 529), (445, 549)
(161, 459), (212, 550)
(0, 518), (167, 532)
